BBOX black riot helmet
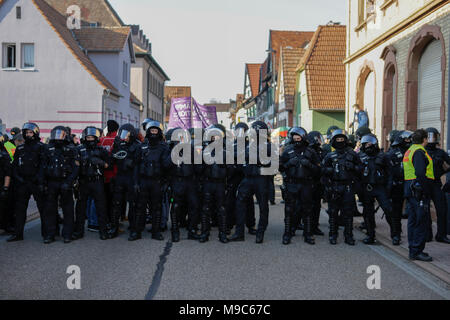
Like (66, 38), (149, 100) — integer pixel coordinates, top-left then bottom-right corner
(205, 124), (226, 142)
(392, 130), (413, 150)
(145, 120), (164, 145)
(361, 134), (379, 156)
(234, 122), (249, 139)
(142, 118), (153, 131)
(426, 127), (440, 145)
(326, 126), (340, 140)
(387, 130), (400, 145)
(81, 126), (101, 148)
(251, 121), (268, 132)
(330, 129), (348, 149)
(50, 126), (68, 144)
(22, 122), (40, 141)
(307, 131), (325, 148)
(289, 127), (307, 140)
(10, 127), (21, 137)
(0, 133), (10, 146)
(117, 123), (137, 143)
(355, 126), (372, 142)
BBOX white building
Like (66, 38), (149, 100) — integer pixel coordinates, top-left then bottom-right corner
(0, 0), (139, 136)
(345, 0), (449, 148)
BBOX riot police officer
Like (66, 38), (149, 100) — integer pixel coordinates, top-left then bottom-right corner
(109, 124), (141, 238)
(168, 129), (201, 241)
(321, 130), (361, 245)
(425, 128), (450, 243)
(307, 131), (326, 235)
(41, 127), (79, 244)
(130, 121), (170, 241)
(226, 122), (256, 235)
(322, 126), (340, 156)
(386, 130), (412, 237)
(7, 123), (47, 242)
(0, 134), (12, 233)
(74, 127), (110, 240)
(230, 121), (273, 243)
(403, 129), (434, 261)
(359, 134), (399, 245)
(280, 127), (321, 245)
(199, 124), (229, 243)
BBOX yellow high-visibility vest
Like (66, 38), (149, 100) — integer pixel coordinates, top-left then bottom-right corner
(3, 141), (15, 162)
(403, 144), (434, 181)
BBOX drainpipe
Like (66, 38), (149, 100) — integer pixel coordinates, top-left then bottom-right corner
(102, 89), (111, 128)
(147, 63), (151, 122)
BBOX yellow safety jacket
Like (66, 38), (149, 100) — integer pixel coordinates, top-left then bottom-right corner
(403, 144), (434, 181)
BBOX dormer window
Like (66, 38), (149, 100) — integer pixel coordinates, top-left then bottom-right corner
(16, 6), (21, 19)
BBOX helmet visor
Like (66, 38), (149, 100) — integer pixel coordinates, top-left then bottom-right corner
(50, 129), (67, 141)
(84, 127), (101, 139)
(119, 129), (131, 141)
(22, 123), (39, 134)
(427, 132), (439, 144)
(145, 121), (163, 132)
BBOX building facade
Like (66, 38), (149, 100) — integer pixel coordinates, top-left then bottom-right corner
(345, 0), (449, 148)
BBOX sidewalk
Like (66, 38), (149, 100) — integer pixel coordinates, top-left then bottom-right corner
(26, 198), (40, 222)
(354, 211), (450, 285)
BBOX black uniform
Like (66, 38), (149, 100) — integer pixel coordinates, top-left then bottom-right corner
(168, 142), (201, 240)
(359, 149), (398, 244)
(42, 142), (79, 241)
(232, 140), (273, 243)
(425, 144), (450, 241)
(199, 144), (229, 243)
(11, 140), (47, 239)
(110, 138), (141, 238)
(322, 146), (361, 245)
(75, 144), (110, 239)
(131, 140), (170, 240)
(0, 149), (12, 231)
(386, 145), (406, 235)
(279, 143), (321, 245)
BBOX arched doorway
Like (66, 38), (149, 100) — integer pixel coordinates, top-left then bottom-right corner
(356, 60), (376, 133)
(405, 25), (446, 143)
(381, 46), (398, 149)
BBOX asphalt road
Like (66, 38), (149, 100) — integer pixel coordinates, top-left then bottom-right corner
(1, 201), (449, 300)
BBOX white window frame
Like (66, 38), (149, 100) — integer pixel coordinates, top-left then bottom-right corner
(21, 43), (35, 70)
(2, 43), (17, 70)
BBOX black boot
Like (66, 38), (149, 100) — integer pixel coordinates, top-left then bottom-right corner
(71, 232), (83, 241)
(7, 234), (23, 242)
(99, 232), (109, 240)
(304, 215), (315, 245)
(255, 230), (264, 244)
(199, 213), (210, 243)
(43, 236), (55, 244)
(363, 213), (376, 245)
(128, 231), (142, 241)
(329, 213), (338, 245)
(282, 215), (292, 245)
(188, 229), (201, 240)
(218, 232), (229, 243)
(344, 216), (355, 246)
(247, 226), (257, 235)
(391, 214), (401, 246)
(151, 211), (164, 241)
(170, 205), (180, 242)
(218, 211), (229, 243)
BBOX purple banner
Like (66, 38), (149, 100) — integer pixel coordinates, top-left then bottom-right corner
(168, 97), (192, 129)
(192, 99), (218, 128)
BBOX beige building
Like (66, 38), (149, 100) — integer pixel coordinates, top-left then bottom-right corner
(345, 0), (449, 148)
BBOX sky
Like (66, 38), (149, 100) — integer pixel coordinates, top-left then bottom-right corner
(109, 0), (347, 104)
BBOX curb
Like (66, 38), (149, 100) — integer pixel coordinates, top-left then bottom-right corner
(354, 217), (450, 285)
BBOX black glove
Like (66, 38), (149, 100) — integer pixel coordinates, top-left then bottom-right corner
(91, 157), (105, 167)
(134, 184), (141, 194)
(300, 158), (312, 168)
(287, 157), (299, 167)
(0, 186), (9, 201)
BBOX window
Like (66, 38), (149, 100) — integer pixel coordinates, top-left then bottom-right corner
(16, 6), (21, 19)
(3, 44), (16, 68)
(119, 112), (123, 124)
(122, 61), (128, 85)
(21, 44), (34, 68)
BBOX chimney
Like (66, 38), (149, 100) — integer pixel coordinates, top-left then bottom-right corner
(131, 25), (140, 35)
(139, 30), (143, 41)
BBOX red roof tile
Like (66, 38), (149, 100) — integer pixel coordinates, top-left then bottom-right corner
(297, 25), (346, 111)
(270, 30), (314, 76)
(279, 47), (306, 111)
(246, 64), (261, 98)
